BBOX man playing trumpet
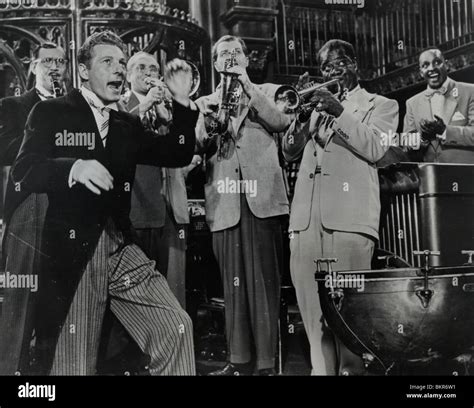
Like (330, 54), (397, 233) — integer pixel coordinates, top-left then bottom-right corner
(196, 35), (291, 376)
(125, 52), (201, 308)
(282, 39), (399, 375)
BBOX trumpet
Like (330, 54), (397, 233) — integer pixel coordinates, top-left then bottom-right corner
(144, 60), (201, 107)
(274, 79), (344, 114)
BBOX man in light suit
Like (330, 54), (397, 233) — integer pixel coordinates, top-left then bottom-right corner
(404, 48), (474, 163)
(125, 51), (199, 307)
(196, 35), (291, 376)
(283, 39), (399, 375)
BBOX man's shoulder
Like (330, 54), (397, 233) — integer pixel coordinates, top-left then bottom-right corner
(451, 80), (474, 94)
(256, 83), (280, 97)
(360, 88), (398, 109)
(0, 89), (37, 110)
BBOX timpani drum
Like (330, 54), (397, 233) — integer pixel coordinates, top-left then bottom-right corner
(315, 263), (474, 373)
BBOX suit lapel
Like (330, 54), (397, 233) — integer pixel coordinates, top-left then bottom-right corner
(417, 93), (433, 126)
(69, 89), (106, 157)
(441, 80), (459, 124)
(234, 105), (249, 136)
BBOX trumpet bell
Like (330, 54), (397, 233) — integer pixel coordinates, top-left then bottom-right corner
(187, 61), (201, 98)
(274, 85), (301, 114)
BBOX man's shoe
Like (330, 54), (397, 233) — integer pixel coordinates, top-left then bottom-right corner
(208, 362), (253, 376)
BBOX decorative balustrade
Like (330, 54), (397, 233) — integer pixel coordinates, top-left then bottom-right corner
(275, 0), (474, 85)
(0, 0), (199, 24)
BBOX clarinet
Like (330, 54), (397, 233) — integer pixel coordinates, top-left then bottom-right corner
(51, 76), (64, 98)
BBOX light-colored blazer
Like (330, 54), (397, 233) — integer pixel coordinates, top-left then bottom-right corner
(127, 93), (189, 228)
(404, 78), (474, 163)
(196, 83), (291, 232)
(283, 87), (399, 240)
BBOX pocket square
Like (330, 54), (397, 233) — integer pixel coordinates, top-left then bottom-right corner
(451, 111), (466, 121)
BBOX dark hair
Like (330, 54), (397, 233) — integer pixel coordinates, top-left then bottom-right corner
(212, 35), (248, 62)
(33, 42), (64, 60)
(77, 30), (127, 67)
(317, 39), (356, 64)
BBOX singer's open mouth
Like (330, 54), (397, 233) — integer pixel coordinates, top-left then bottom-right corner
(107, 81), (123, 92)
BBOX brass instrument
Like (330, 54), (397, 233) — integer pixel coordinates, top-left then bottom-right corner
(274, 79), (344, 114)
(144, 60), (201, 108)
(51, 75), (64, 98)
(206, 49), (241, 139)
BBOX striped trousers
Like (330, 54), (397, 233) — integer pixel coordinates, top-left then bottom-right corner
(0, 193), (48, 375)
(50, 219), (195, 376)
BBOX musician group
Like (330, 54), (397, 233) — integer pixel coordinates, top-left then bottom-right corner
(0, 30), (472, 376)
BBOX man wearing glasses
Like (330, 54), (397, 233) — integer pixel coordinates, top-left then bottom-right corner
(283, 39), (399, 375)
(0, 42), (68, 374)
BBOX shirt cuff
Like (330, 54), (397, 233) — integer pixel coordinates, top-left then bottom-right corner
(68, 159), (82, 188)
(189, 100), (198, 111)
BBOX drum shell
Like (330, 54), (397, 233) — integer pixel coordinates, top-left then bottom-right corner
(318, 266), (474, 364)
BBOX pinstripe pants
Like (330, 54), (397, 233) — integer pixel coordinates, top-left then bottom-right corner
(50, 219), (195, 376)
(0, 193), (48, 375)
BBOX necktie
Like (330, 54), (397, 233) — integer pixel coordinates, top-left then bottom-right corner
(86, 97), (111, 146)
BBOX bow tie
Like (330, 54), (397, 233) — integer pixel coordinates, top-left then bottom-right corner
(425, 86), (448, 97)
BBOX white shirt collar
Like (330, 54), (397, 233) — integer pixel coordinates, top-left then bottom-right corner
(35, 83), (54, 100)
(80, 85), (118, 112)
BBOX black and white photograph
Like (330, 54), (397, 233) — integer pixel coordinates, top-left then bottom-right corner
(0, 0), (473, 403)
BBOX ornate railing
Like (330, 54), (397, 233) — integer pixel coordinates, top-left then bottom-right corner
(0, 0), (199, 25)
(275, 0), (474, 86)
(0, 0), (211, 96)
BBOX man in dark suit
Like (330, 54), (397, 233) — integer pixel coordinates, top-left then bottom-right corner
(125, 51), (198, 308)
(0, 42), (68, 375)
(10, 31), (198, 375)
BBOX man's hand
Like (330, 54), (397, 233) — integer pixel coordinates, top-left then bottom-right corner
(195, 95), (219, 115)
(139, 84), (167, 114)
(71, 160), (114, 195)
(309, 89), (344, 118)
(420, 116), (446, 141)
(182, 154), (203, 179)
(224, 65), (253, 95)
(164, 59), (193, 107)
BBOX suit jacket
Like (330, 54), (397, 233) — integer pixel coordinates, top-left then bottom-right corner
(404, 78), (474, 163)
(127, 93), (190, 228)
(0, 89), (43, 225)
(283, 87), (399, 240)
(196, 83), (291, 232)
(10, 88), (198, 372)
